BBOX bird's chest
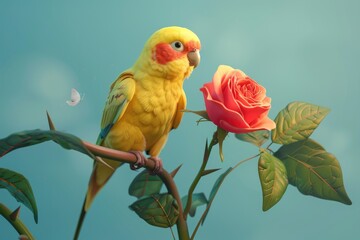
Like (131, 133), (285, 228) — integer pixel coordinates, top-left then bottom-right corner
(128, 80), (182, 137)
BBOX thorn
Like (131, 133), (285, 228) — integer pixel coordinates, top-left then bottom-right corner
(203, 139), (210, 163)
(170, 164), (183, 178)
(46, 111), (56, 130)
(19, 235), (29, 240)
(10, 206), (21, 221)
(201, 168), (221, 177)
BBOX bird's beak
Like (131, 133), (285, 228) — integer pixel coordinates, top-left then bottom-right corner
(187, 49), (200, 68)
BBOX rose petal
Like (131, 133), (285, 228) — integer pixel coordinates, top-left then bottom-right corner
(227, 68), (247, 79)
(222, 78), (243, 115)
(262, 96), (271, 105)
(219, 120), (263, 134)
(240, 104), (271, 126)
(212, 65), (234, 102)
(243, 78), (266, 102)
(221, 69), (249, 112)
(202, 82), (217, 100)
(249, 115), (276, 130)
(200, 87), (250, 131)
(235, 77), (267, 107)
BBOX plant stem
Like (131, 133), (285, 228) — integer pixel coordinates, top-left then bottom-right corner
(183, 135), (217, 219)
(231, 153), (260, 172)
(0, 203), (35, 239)
(183, 158), (208, 219)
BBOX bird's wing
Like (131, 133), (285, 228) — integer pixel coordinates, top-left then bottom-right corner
(96, 71), (136, 145)
(172, 89), (187, 129)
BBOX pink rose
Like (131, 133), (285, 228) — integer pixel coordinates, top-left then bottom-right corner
(200, 65), (276, 134)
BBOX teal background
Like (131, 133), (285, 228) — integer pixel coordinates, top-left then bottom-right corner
(1, 0), (359, 239)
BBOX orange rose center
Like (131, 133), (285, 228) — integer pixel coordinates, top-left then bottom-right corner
(241, 83), (257, 98)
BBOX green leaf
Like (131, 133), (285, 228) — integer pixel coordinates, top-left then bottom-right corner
(202, 167), (232, 224)
(128, 169), (163, 198)
(216, 127), (228, 161)
(129, 193), (179, 228)
(0, 129), (105, 166)
(258, 151), (288, 211)
(235, 130), (270, 147)
(0, 168), (38, 223)
(181, 193), (208, 217)
(183, 110), (210, 121)
(274, 139), (352, 205)
(271, 101), (330, 144)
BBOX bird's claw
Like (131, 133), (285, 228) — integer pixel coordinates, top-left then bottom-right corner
(129, 151), (146, 170)
(129, 151), (163, 174)
(148, 156), (163, 175)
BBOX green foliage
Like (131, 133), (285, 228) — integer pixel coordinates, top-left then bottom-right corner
(275, 139), (352, 205)
(181, 193), (207, 217)
(0, 168), (38, 223)
(129, 193), (179, 228)
(271, 101), (330, 144)
(216, 127), (228, 161)
(0, 129), (98, 162)
(258, 151), (288, 211)
(128, 166), (183, 229)
(128, 169), (163, 198)
(235, 130), (270, 147)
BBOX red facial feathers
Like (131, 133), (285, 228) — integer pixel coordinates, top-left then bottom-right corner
(154, 41), (200, 65)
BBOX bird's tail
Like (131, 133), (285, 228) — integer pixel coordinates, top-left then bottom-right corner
(74, 159), (121, 240)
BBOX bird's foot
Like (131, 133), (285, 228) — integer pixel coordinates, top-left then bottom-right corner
(129, 151), (163, 174)
(129, 151), (147, 170)
(148, 156), (163, 175)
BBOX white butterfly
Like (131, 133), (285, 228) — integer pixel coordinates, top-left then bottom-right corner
(66, 88), (84, 106)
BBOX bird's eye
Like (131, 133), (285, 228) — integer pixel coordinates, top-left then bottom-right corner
(170, 41), (184, 52)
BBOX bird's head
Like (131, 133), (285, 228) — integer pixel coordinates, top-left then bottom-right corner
(134, 26), (201, 80)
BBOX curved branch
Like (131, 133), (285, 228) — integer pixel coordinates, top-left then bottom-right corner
(0, 203), (35, 239)
(82, 141), (137, 163)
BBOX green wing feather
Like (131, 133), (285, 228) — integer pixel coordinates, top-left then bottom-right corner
(96, 72), (136, 145)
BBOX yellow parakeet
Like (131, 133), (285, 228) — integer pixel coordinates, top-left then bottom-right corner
(74, 26), (201, 239)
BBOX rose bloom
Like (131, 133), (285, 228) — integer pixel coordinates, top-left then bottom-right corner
(200, 65), (276, 134)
